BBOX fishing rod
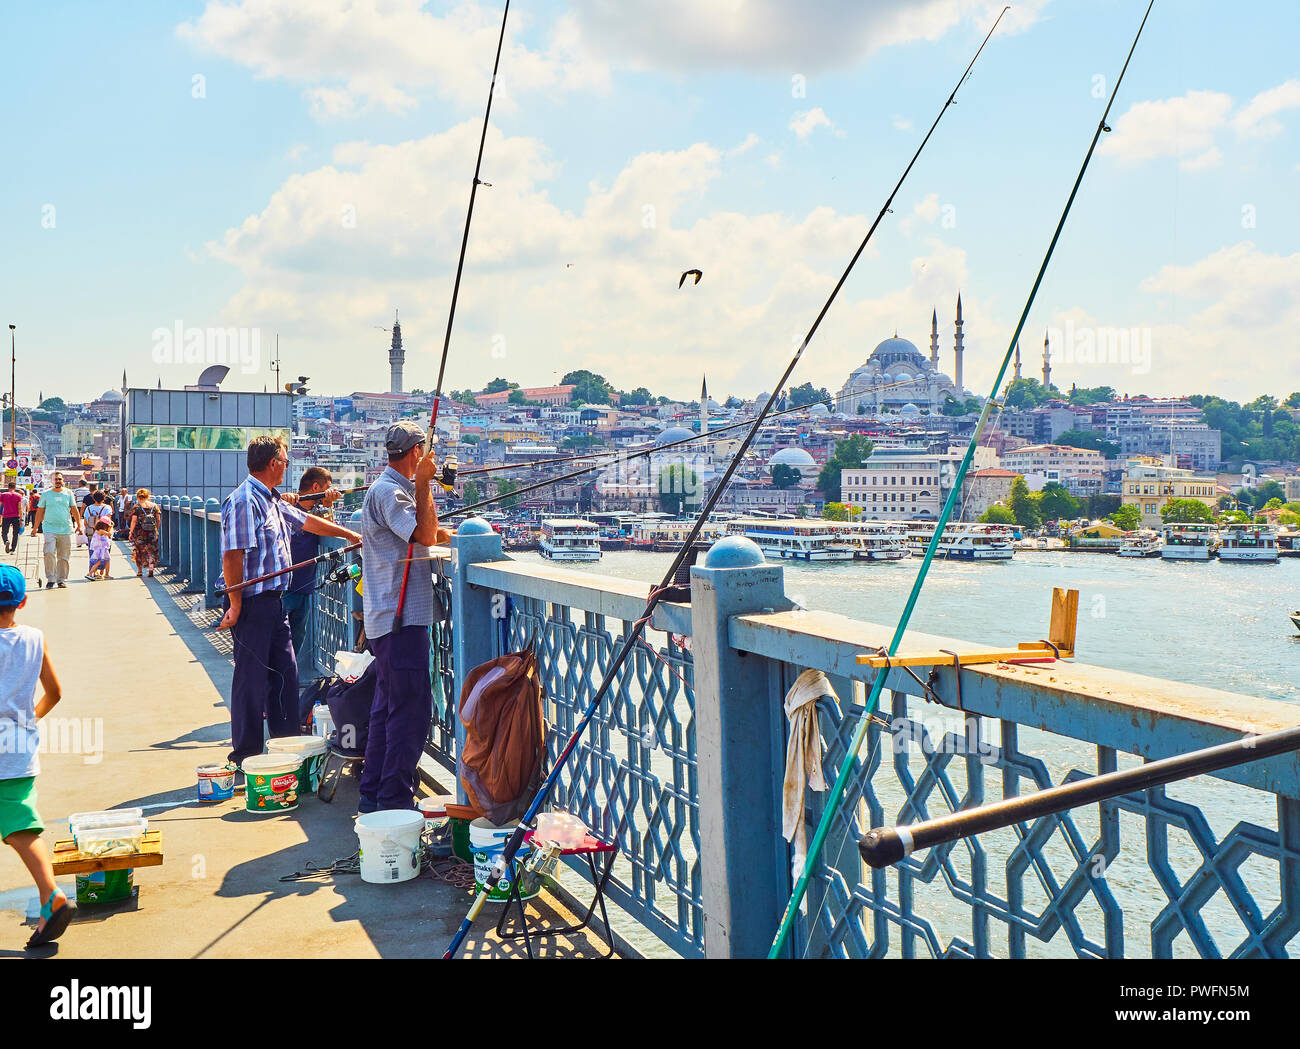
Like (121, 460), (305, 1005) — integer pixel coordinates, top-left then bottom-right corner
(215, 541), (361, 598)
(442, 5), (1010, 959)
(768, 0), (1156, 959)
(860, 721), (1299, 869)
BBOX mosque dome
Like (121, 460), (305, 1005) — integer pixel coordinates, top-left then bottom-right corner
(868, 336), (926, 367)
(808, 403), (830, 416)
(770, 447), (815, 468)
(657, 426), (696, 445)
(100, 390), (124, 402)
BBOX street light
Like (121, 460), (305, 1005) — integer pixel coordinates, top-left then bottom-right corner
(7, 325), (14, 463)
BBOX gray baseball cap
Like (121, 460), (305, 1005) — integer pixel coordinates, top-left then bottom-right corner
(385, 420), (427, 455)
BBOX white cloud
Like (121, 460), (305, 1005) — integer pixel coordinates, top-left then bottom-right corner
(1179, 147), (1223, 172)
(177, 0), (610, 120)
(899, 192), (941, 235)
(566, 0), (1046, 74)
(728, 133), (761, 157)
(1099, 90), (1233, 166)
(1232, 78), (1300, 140)
(891, 115), (913, 131)
(790, 107), (838, 139)
(197, 125), (991, 400)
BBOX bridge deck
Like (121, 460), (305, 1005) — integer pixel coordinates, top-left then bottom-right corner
(0, 535), (606, 959)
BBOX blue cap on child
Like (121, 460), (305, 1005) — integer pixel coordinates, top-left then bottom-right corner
(0, 564), (27, 607)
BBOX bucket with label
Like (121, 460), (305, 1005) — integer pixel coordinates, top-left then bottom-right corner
(267, 736), (328, 793)
(241, 754), (300, 814)
(355, 810), (425, 884)
(197, 764), (235, 803)
(76, 868), (134, 905)
(469, 818), (541, 903)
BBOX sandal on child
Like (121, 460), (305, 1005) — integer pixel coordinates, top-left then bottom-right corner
(25, 889), (76, 949)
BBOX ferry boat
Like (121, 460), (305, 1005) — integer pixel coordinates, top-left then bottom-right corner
(539, 519), (602, 562)
(827, 522), (910, 561)
(1160, 523), (1218, 561)
(1217, 523), (1279, 564)
(903, 522), (1015, 561)
(1117, 529), (1163, 558)
(725, 520), (856, 561)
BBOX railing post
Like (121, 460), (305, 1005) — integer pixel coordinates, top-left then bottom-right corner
(185, 495), (204, 593)
(177, 497), (192, 584)
(168, 496), (180, 571)
(204, 499), (222, 608)
(450, 518), (507, 803)
(690, 535), (795, 959)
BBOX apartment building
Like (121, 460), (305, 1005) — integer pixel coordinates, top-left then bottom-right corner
(1121, 459), (1219, 528)
(999, 444), (1104, 496)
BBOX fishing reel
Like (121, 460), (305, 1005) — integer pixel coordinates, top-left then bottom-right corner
(438, 455), (458, 493)
(326, 562), (362, 585)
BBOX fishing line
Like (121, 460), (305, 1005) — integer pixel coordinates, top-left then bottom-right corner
(770, 0), (1157, 959)
(443, 5), (1011, 959)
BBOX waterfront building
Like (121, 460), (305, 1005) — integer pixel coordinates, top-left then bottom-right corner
(960, 467), (1020, 522)
(840, 446), (995, 521)
(999, 443), (1104, 497)
(1122, 459), (1219, 528)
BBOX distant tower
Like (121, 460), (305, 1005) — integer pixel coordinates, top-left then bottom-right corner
(389, 310), (405, 394)
(953, 293), (965, 395)
(121, 370), (127, 397)
(700, 375), (708, 437)
(1013, 342), (1022, 383)
(1042, 330), (1052, 390)
(929, 308), (939, 367)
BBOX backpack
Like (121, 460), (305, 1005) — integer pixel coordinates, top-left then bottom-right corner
(136, 505), (158, 535)
(456, 648), (547, 825)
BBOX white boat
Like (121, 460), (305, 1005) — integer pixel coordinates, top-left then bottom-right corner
(825, 521), (910, 561)
(1117, 529), (1163, 558)
(1218, 523), (1279, 564)
(539, 519), (602, 562)
(726, 519), (857, 561)
(1290, 611), (1300, 634)
(903, 522), (1015, 561)
(1160, 523), (1218, 561)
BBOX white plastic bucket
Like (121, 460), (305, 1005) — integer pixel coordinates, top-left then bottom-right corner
(312, 704), (335, 739)
(268, 736), (329, 792)
(469, 818), (540, 902)
(355, 810), (424, 884)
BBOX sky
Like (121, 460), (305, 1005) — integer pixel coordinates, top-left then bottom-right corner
(2, 0), (1297, 407)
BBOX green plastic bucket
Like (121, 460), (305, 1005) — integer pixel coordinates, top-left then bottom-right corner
(76, 867), (134, 905)
(267, 736), (328, 793)
(469, 819), (540, 903)
(451, 817), (471, 863)
(241, 754), (300, 813)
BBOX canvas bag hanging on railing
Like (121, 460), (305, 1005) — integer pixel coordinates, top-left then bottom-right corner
(457, 648), (546, 825)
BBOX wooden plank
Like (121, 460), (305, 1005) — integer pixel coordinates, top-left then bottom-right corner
(856, 646), (1057, 669)
(1049, 587), (1079, 657)
(51, 830), (164, 876)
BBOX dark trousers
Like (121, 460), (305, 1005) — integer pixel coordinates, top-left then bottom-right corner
(359, 625), (432, 811)
(2, 517), (18, 550)
(227, 590), (299, 766)
(283, 591), (316, 727)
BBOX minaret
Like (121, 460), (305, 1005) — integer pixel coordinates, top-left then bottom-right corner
(1013, 342), (1022, 383)
(1042, 330), (1052, 391)
(121, 370), (127, 396)
(389, 310), (405, 394)
(700, 375), (708, 437)
(929, 308), (939, 367)
(953, 293), (965, 395)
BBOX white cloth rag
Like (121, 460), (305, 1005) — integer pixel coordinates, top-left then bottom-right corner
(783, 669), (834, 884)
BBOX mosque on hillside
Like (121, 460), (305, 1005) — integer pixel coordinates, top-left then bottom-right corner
(835, 296), (973, 416)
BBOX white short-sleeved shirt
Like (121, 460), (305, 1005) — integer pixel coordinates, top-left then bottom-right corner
(0, 624), (45, 779)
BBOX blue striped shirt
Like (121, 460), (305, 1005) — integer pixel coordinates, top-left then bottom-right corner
(219, 476), (308, 598)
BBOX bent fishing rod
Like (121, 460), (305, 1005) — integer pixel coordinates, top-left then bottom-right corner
(860, 720), (1298, 868)
(443, 5), (1010, 959)
(768, 0), (1156, 959)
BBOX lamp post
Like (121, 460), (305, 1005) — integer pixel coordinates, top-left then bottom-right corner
(7, 325), (14, 464)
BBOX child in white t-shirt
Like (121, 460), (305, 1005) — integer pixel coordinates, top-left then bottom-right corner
(0, 563), (73, 949)
(88, 520), (113, 580)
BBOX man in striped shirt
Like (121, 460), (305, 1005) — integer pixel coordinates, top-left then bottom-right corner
(217, 435), (361, 768)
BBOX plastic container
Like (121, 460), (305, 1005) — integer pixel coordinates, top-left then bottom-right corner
(241, 754), (300, 813)
(469, 818), (540, 902)
(73, 819), (149, 857)
(68, 808), (144, 840)
(267, 736), (329, 793)
(355, 810), (425, 884)
(534, 811), (589, 850)
(312, 703), (335, 740)
(417, 797), (453, 858)
(197, 764), (235, 803)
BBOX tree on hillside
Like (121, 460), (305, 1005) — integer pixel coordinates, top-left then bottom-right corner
(562, 434), (600, 451)
(1039, 482), (1081, 522)
(484, 378), (516, 394)
(508, 389), (540, 406)
(788, 382), (831, 409)
(496, 478), (521, 511)
(38, 397), (65, 413)
(621, 387), (652, 406)
(1067, 385), (1116, 406)
(1287, 392), (1300, 408)
(1109, 504), (1141, 531)
(817, 434), (875, 501)
(658, 464), (701, 515)
(1003, 379), (1060, 411)
(941, 394), (982, 416)
(451, 389), (477, 406)
(771, 464), (801, 489)
(822, 502), (861, 522)
(561, 370), (615, 405)
(462, 480), (481, 507)
(1007, 475), (1040, 528)
(1056, 429), (1121, 460)
(1161, 498), (1215, 524)
(979, 505), (1015, 525)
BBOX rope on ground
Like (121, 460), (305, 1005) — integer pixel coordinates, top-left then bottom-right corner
(425, 856), (477, 891)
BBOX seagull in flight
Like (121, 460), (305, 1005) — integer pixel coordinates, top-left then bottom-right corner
(679, 269), (703, 288)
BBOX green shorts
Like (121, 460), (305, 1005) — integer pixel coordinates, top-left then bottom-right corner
(0, 777), (44, 841)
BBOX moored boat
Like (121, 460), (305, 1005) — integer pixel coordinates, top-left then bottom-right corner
(1217, 523), (1280, 564)
(1117, 529), (1163, 558)
(539, 519), (602, 562)
(1160, 523), (1217, 561)
(825, 521), (910, 561)
(904, 521), (1015, 561)
(725, 519), (856, 561)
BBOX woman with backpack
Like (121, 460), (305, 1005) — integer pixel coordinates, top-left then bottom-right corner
(128, 488), (160, 578)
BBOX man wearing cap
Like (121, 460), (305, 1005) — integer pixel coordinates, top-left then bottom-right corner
(216, 435), (362, 769)
(358, 420), (450, 813)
